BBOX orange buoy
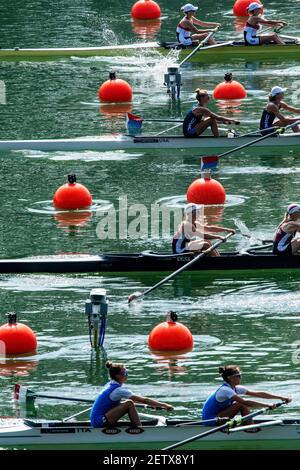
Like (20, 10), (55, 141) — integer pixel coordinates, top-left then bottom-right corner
(98, 72), (132, 103)
(53, 174), (92, 210)
(213, 73), (246, 100)
(131, 0), (161, 20)
(233, 0), (263, 17)
(148, 312), (193, 352)
(0, 313), (37, 355)
(186, 172), (226, 205)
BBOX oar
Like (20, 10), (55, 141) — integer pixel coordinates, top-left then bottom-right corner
(229, 419), (283, 433)
(178, 27), (219, 67)
(63, 407), (92, 422)
(162, 401), (286, 451)
(201, 121), (300, 169)
(128, 232), (234, 304)
(13, 384), (162, 411)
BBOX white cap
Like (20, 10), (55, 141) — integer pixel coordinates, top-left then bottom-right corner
(247, 2), (263, 12)
(270, 86), (287, 97)
(287, 203), (300, 214)
(185, 203), (202, 215)
(181, 3), (198, 13)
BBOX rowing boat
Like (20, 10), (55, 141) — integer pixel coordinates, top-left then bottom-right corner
(0, 40), (299, 62)
(0, 417), (299, 449)
(1, 133), (300, 153)
(0, 251), (299, 274)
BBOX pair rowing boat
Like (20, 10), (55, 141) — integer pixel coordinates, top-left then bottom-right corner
(0, 133), (300, 153)
(0, 417), (299, 449)
(0, 40), (299, 62)
(0, 251), (299, 274)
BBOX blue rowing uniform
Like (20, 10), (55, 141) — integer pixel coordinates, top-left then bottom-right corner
(202, 383), (235, 422)
(183, 109), (203, 138)
(260, 104), (281, 136)
(172, 234), (191, 254)
(90, 381), (121, 427)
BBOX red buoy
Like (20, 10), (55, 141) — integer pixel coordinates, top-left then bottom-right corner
(53, 174), (92, 210)
(148, 312), (193, 352)
(213, 73), (246, 100)
(131, 0), (161, 20)
(186, 172), (226, 205)
(0, 313), (37, 355)
(98, 72), (132, 103)
(233, 0), (263, 17)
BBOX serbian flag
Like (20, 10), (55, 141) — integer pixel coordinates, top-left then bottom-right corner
(201, 156), (219, 171)
(126, 113), (143, 134)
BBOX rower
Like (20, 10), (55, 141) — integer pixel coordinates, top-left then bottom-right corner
(244, 2), (287, 46)
(90, 361), (173, 428)
(273, 203), (300, 256)
(176, 3), (220, 47)
(260, 86), (300, 135)
(201, 365), (291, 428)
(172, 203), (235, 255)
(183, 89), (240, 138)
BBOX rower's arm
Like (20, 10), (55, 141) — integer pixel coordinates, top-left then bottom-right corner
(258, 18), (287, 27)
(246, 391), (292, 402)
(203, 232), (226, 241)
(201, 108), (240, 125)
(232, 394), (272, 408)
(193, 18), (221, 28)
(131, 395), (174, 411)
(204, 225), (235, 234)
(282, 221), (300, 232)
(267, 103), (288, 122)
(281, 101), (300, 114)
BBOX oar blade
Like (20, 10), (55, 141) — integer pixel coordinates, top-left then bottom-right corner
(200, 156), (219, 171)
(128, 291), (143, 304)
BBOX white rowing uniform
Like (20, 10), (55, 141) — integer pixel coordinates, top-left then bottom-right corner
(176, 21), (193, 46)
(244, 22), (261, 46)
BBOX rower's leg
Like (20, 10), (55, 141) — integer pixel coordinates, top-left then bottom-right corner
(195, 117), (219, 137)
(260, 34), (285, 45)
(186, 239), (220, 257)
(191, 33), (217, 45)
(105, 400), (142, 427)
(291, 238), (300, 254)
(217, 402), (251, 420)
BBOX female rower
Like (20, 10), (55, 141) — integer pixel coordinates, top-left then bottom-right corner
(273, 203), (300, 256)
(176, 3), (220, 47)
(244, 2), (287, 46)
(202, 365), (291, 427)
(90, 361), (173, 428)
(183, 89), (240, 138)
(172, 203), (235, 255)
(260, 86), (300, 135)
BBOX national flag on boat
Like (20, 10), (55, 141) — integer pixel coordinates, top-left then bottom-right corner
(201, 156), (219, 171)
(126, 113), (143, 135)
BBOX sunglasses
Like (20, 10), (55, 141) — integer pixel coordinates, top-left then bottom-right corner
(120, 369), (128, 377)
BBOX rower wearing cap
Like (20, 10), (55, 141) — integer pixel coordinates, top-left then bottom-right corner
(183, 89), (240, 138)
(176, 3), (220, 47)
(273, 204), (300, 256)
(201, 365), (291, 428)
(90, 360), (173, 428)
(172, 203), (235, 255)
(260, 87), (300, 135)
(244, 3), (287, 46)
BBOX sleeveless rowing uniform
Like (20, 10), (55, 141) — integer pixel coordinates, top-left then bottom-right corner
(244, 22), (261, 46)
(90, 381), (121, 427)
(172, 233), (191, 254)
(273, 223), (296, 256)
(183, 108), (204, 138)
(176, 20), (193, 46)
(202, 383), (247, 423)
(260, 104), (281, 135)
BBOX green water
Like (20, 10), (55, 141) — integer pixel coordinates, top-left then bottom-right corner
(0, 0), (300, 445)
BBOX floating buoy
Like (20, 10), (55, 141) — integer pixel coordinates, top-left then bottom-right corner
(148, 312), (193, 352)
(98, 72), (132, 103)
(186, 172), (226, 205)
(131, 0), (161, 20)
(233, 0), (263, 17)
(53, 174), (92, 210)
(213, 73), (247, 100)
(0, 313), (37, 355)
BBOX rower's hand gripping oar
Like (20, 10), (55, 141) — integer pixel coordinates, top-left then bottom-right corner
(201, 120), (300, 170)
(128, 232), (234, 304)
(162, 400), (287, 451)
